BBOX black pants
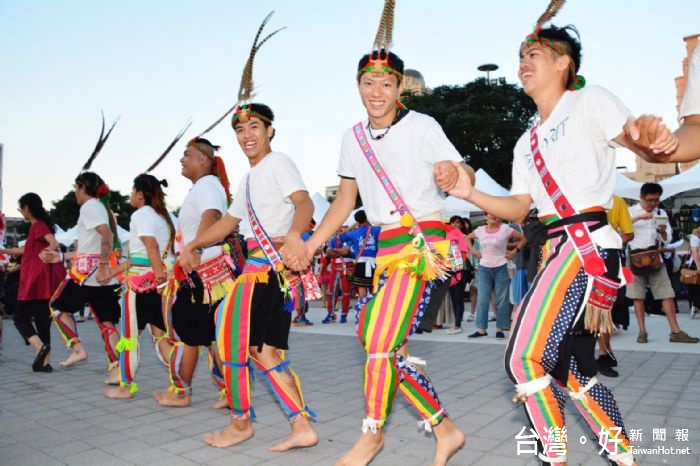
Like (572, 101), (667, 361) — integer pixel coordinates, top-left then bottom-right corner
(14, 299), (52, 346)
(449, 275), (467, 328)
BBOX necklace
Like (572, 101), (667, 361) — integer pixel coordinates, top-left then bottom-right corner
(366, 110), (402, 141)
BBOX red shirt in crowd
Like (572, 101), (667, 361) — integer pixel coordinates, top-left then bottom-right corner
(17, 220), (65, 301)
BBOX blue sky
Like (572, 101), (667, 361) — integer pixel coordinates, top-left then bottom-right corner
(1, 0), (698, 216)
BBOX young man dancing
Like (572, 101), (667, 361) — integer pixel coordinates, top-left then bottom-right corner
(289, 2), (469, 464)
(440, 2), (679, 464)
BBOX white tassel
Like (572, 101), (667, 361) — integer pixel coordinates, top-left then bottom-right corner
(538, 452), (567, 463)
(417, 409), (444, 433)
(608, 451), (635, 466)
(569, 377), (598, 401)
(361, 417), (380, 434)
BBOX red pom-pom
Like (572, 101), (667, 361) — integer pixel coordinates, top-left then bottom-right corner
(173, 263), (187, 281)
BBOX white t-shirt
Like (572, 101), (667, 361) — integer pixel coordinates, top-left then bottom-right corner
(511, 86), (631, 249)
(689, 234), (700, 267)
(129, 206), (174, 264)
(680, 44), (700, 121)
(77, 198), (117, 286)
(628, 203), (667, 250)
(474, 224), (514, 268)
(338, 111), (463, 226)
(229, 152), (307, 239)
(179, 175), (227, 262)
(78, 198), (109, 255)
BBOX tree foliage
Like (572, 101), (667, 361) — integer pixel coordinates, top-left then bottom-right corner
(403, 78), (536, 188)
(49, 190), (134, 230)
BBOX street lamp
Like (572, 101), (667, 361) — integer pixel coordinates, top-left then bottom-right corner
(477, 63), (499, 84)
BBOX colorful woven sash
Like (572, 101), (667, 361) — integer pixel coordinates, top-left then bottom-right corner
(529, 124), (606, 277)
(352, 122), (450, 282)
(244, 176), (321, 309)
(69, 253), (119, 285)
(529, 124), (624, 333)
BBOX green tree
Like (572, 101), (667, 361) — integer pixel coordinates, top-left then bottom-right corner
(403, 78), (536, 188)
(50, 190), (134, 230)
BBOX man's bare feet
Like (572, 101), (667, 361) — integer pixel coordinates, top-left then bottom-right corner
(105, 385), (133, 399)
(211, 395), (229, 409)
(268, 416), (319, 452)
(154, 390), (191, 407)
(335, 430), (384, 466)
(431, 418), (465, 466)
(104, 369), (121, 385)
(58, 349), (88, 368)
(204, 420), (254, 448)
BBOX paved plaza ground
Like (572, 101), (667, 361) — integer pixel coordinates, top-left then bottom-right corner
(1, 305), (699, 465)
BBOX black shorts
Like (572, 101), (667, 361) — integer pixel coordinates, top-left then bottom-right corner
(249, 271), (292, 350)
(352, 262), (375, 288)
(51, 279), (121, 324)
(171, 272), (219, 347)
(136, 290), (166, 331)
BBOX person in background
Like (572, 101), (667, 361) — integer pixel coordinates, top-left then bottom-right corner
(446, 216), (469, 334)
(465, 213), (522, 339)
(0, 193), (65, 372)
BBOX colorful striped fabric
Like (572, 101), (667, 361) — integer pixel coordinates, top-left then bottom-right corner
(49, 279), (80, 347)
(215, 279), (254, 417)
(356, 221), (448, 429)
(505, 237), (631, 461)
(117, 285), (140, 393)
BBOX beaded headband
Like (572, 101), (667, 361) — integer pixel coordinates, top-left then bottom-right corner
(523, 0), (585, 91)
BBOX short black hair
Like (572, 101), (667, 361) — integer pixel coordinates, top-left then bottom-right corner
(536, 24), (582, 88)
(640, 182), (663, 197)
(357, 50), (404, 82)
(354, 210), (367, 223)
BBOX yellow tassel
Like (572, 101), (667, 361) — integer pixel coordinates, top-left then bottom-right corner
(129, 382), (139, 394)
(235, 271), (270, 285)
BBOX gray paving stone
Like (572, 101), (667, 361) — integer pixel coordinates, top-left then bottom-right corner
(2, 312), (700, 465)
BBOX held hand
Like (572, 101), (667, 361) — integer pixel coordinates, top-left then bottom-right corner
(283, 232), (311, 272)
(178, 247), (200, 274)
(625, 115), (679, 159)
(433, 161), (459, 192)
(472, 251), (482, 260)
(505, 250), (517, 261)
(446, 161), (474, 200)
(96, 265), (112, 285)
(39, 249), (61, 264)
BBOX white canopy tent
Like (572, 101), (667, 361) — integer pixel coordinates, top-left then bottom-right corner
(614, 172), (643, 199)
(441, 168), (509, 218)
(310, 192), (331, 223)
(659, 163), (700, 201)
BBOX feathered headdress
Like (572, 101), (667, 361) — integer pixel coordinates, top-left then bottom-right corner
(524, 0), (585, 90)
(81, 111), (119, 172)
(356, 0), (403, 82)
(144, 120), (192, 173)
(231, 11), (285, 125)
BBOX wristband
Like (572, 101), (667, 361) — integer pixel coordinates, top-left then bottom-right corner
(193, 247), (204, 255)
(60, 251), (65, 263)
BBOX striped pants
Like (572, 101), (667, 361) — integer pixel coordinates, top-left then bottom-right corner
(355, 220), (450, 433)
(505, 237), (633, 465)
(215, 261), (311, 421)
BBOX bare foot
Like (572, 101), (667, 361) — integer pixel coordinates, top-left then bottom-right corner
(105, 385), (133, 399)
(431, 418), (465, 466)
(58, 349), (88, 368)
(335, 430), (384, 466)
(204, 421), (254, 448)
(211, 398), (229, 409)
(156, 391), (191, 407)
(104, 370), (121, 385)
(268, 416), (319, 452)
